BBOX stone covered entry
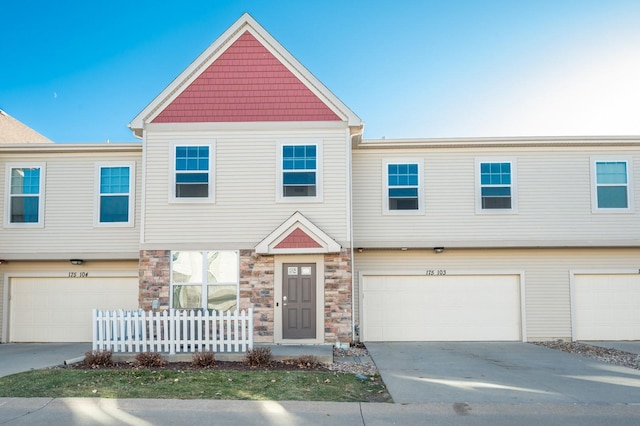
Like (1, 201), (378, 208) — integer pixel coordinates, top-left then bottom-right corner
(138, 212), (353, 345)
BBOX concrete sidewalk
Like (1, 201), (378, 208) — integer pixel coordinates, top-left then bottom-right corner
(1, 398), (640, 425)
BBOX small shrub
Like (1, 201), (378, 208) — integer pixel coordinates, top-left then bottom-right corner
(192, 350), (217, 368)
(134, 352), (166, 368)
(244, 347), (272, 367)
(291, 355), (321, 369)
(84, 350), (113, 368)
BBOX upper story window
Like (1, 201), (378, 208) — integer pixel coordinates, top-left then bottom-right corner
(172, 144), (214, 202)
(476, 159), (517, 213)
(95, 163), (134, 226)
(384, 160), (423, 214)
(5, 163), (45, 227)
(591, 158), (633, 212)
(277, 141), (322, 202)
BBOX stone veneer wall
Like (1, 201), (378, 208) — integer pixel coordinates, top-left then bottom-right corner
(138, 249), (353, 345)
(139, 250), (171, 311)
(324, 249), (353, 344)
(239, 250), (275, 343)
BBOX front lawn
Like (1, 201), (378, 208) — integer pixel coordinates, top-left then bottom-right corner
(0, 367), (390, 402)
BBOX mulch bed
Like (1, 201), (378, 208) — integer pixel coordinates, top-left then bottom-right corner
(72, 360), (331, 373)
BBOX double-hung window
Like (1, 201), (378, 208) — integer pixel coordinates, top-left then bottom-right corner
(95, 163), (134, 226)
(278, 141), (322, 201)
(171, 250), (239, 312)
(173, 145), (214, 201)
(6, 164), (45, 226)
(591, 158), (633, 212)
(384, 161), (423, 213)
(477, 159), (517, 212)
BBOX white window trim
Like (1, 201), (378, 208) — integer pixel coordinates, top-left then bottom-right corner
(94, 161), (135, 227)
(590, 156), (634, 213)
(169, 142), (216, 203)
(4, 162), (46, 228)
(169, 250), (240, 311)
(475, 158), (518, 214)
(276, 139), (323, 203)
(382, 159), (424, 215)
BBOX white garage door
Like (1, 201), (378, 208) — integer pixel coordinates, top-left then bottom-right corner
(10, 276), (139, 342)
(362, 274), (522, 341)
(573, 274), (640, 340)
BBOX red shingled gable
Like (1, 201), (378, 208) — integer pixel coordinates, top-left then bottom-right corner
(152, 31), (341, 123)
(274, 228), (322, 249)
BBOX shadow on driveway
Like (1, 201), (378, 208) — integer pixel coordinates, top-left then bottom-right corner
(367, 342), (640, 404)
(0, 343), (90, 377)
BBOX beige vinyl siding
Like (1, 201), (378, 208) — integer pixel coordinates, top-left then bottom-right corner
(142, 126), (351, 248)
(353, 248), (640, 341)
(353, 145), (640, 247)
(0, 148), (141, 259)
(1, 260), (138, 342)
(0, 272), (3, 341)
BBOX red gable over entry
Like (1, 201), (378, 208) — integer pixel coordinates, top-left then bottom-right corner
(274, 228), (323, 249)
(152, 31), (341, 123)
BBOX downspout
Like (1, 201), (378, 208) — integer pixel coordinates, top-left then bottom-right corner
(348, 124), (364, 342)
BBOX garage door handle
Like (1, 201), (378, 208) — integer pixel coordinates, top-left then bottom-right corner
(283, 296), (287, 306)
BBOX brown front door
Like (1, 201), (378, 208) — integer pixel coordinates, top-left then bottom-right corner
(283, 263), (316, 339)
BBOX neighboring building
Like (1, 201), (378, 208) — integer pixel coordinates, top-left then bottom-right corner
(0, 110), (53, 144)
(1, 14), (639, 344)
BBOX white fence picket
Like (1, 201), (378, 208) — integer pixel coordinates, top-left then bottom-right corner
(92, 308), (254, 354)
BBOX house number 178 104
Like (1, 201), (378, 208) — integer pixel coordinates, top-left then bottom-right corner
(68, 272), (89, 278)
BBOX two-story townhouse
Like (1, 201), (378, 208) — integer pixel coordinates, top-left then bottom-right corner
(0, 143), (142, 342)
(352, 137), (640, 342)
(1, 13), (639, 344)
(126, 13), (362, 346)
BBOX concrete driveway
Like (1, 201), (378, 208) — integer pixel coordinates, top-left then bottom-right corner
(367, 342), (640, 404)
(0, 343), (90, 378)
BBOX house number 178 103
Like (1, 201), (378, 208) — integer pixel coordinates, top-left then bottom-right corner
(68, 272), (89, 278)
(426, 270), (446, 276)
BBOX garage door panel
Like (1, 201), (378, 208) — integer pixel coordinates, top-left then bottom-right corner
(363, 274), (521, 342)
(10, 276), (138, 342)
(573, 274), (640, 340)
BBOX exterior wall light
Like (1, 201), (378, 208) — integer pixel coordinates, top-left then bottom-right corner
(434, 247), (445, 254)
(70, 259), (84, 265)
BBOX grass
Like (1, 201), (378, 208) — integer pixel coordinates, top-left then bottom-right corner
(0, 368), (390, 402)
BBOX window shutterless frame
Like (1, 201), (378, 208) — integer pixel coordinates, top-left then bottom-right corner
(169, 143), (215, 203)
(475, 158), (518, 214)
(382, 159), (424, 214)
(170, 250), (239, 312)
(276, 140), (323, 202)
(94, 162), (135, 227)
(590, 157), (634, 213)
(5, 162), (46, 228)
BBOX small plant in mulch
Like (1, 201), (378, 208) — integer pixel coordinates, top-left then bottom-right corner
(134, 352), (166, 368)
(83, 350), (113, 368)
(244, 347), (273, 367)
(283, 355), (322, 369)
(191, 350), (217, 368)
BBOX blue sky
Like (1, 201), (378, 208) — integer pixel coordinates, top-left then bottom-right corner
(1, 0), (639, 142)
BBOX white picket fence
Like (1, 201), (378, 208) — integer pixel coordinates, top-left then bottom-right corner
(92, 308), (254, 354)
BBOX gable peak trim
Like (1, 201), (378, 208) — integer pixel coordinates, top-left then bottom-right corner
(255, 211), (341, 254)
(128, 13), (361, 136)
